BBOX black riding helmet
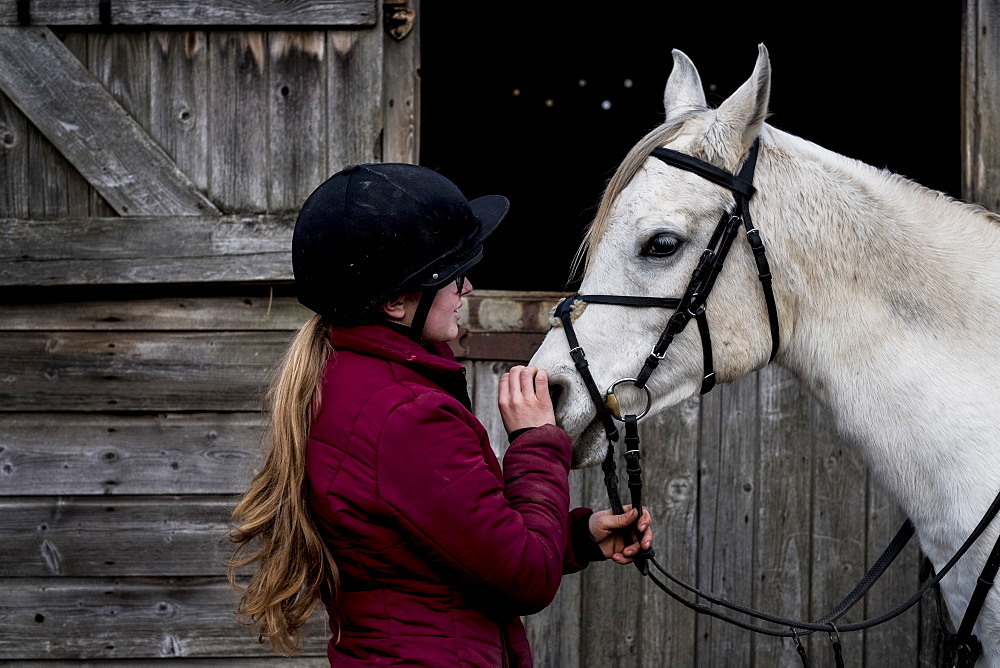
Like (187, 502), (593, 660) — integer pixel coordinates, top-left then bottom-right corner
(292, 163), (509, 340)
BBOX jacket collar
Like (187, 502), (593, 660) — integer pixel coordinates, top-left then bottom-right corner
(328, 324), (471, 408)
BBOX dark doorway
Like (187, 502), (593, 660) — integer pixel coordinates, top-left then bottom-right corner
(420, 3), (961, 291)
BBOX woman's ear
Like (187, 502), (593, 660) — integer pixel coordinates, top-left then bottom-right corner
(381, 292), (418, 322)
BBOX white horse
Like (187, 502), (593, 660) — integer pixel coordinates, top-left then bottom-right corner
(530, 44), (1000, 665)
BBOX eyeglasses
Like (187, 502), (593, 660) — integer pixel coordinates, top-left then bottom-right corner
(454, 275), (466, 292)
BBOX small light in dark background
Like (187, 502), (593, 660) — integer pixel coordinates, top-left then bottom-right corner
(420, 2), (960, 292)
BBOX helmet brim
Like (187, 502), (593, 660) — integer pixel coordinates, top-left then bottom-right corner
(419, 194), (509, 289)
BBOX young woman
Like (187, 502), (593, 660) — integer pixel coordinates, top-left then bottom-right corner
(228, 163), (653, 666)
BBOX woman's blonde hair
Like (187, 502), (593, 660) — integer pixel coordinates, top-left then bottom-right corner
(227, 314), (339, 655)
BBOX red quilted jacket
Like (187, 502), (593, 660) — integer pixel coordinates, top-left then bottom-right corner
(305, 324), (603, 666)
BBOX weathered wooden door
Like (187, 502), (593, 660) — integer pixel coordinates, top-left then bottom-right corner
(1, 2), (996, 666)
(0, 1), (416, 662)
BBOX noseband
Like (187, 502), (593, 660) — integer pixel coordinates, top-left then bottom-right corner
(553, 138), (1000, 667)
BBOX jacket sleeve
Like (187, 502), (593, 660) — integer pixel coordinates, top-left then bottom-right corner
(507, 428), (608, 574)
(377, 391), (572, 615)
(563, 506), (607, 573)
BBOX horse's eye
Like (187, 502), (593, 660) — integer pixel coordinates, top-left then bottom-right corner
(641, 233), (682, 257)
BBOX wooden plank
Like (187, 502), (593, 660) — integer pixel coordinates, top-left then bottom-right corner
(0, 578), (330, 659)
(752, 366), (812, 668)
(918, 593), (946, 668)
(578, 457), (641, 667)
(269, 31), (327, 211)
(806, 400), (868, 665)
(0, 331), (291, 412)
(381, 0), (420, 163)
(962, 0), (1000, 211)
(0, 413), (266, 495)
(454, 331), (547, 362)
(0, 289), (561, 334)
(327, 27), (384, 169)
(696, 374), (760, 666)
(524, 521), (583, 668)
(0, 214), (295, 285)
(0, 27), (219, 216)
(0, 1), (377, 27)
(638, 396), (700, 667)
(863, 484), (921, 666)
(470, 360), (509, 462)
(25, 33), (93, 219)
(208, 32), (268, 213)
(0, 495), (239, 576)
(88, 31), (151, 217)
(0, 294), (310, 331)
(462, 291), (567, 333)
(150, 31), (210, 194)
(0, 91), (30, 217)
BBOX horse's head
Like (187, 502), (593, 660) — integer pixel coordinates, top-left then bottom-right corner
(532, 45), (782, 466)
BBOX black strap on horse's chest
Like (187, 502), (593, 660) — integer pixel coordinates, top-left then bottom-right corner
(554, 137), (1000, 666)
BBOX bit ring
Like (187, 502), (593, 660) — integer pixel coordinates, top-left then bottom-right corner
(604, 378), (652, 421)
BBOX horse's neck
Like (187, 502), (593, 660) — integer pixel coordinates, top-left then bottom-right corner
(764, 131), (1000, 557)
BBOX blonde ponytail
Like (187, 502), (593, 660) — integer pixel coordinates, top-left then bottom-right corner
(228, 314), (338, 655)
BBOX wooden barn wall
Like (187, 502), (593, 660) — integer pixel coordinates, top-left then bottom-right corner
(0, 1), (996, 666)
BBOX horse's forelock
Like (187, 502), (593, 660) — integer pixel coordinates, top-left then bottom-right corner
(571, 114), (699, 280)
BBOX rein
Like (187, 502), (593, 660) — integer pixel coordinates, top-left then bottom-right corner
(554, 138), (1000, 667)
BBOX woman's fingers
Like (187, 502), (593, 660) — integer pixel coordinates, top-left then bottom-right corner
(534, 369), (551, 410)
(519, 365), (537, 398)
(498, 365), (556, 433)
(507, 366), (523, 402)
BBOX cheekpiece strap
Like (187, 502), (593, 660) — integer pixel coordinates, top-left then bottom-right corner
(556, 294), (620, 443)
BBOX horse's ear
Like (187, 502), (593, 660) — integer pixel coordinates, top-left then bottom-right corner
(663, 49), (707, 124)
(713, 43), (771, 155)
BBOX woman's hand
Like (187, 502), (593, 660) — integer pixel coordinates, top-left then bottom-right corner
(588, 505), (654, 564)
(498, 365), (556, 434)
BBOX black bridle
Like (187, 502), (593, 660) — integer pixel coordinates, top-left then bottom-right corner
(554, 139), (1000, 667)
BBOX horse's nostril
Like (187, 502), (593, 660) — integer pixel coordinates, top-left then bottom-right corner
(548, 382), (563, 412)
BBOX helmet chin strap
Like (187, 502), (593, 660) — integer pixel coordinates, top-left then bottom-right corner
(406, 289), (438, 345)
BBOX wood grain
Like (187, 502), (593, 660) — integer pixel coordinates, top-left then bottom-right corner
(0, 294), (310, 332)
(0, 27), (218, 216)
(208, 32), (268, 213)
(0, 1), (376, 27)
(268, 32), (328, 211)
(962, 0), (1000, 212)
(0, 330), (290, 412)
(0, 577), (330, 659)
(0, 412), (266, 496)
(0, 215), (295, 285)
(1, 495), (239, 576)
